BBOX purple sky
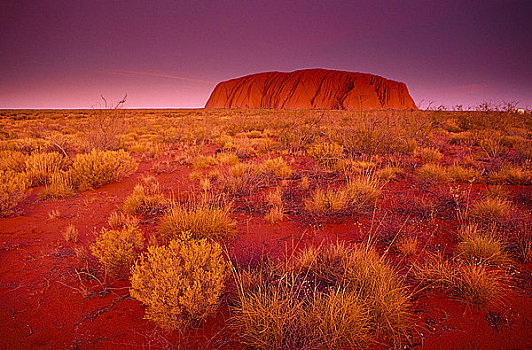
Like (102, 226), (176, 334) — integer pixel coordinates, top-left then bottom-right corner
(1, 0), (531, 109)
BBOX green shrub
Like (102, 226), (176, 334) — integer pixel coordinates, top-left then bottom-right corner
(71, 149), (138, 190)
(0, 170), (28, 217)
(90, 225), (144, 276)
(130, 239), (227, 330)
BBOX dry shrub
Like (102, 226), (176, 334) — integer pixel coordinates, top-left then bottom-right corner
(71, 149), (138, 190)
(395, 236), (419, 258)
(123, 176), (167, 216)
(25, 152), (70, 186)
(0, 170), (28, 217)
(216, 151), (240, 165)
(90, 225), (144, 276)
(334, 159), (376, 175)
(62, 224), (79, 243)
(345, 176), (382, 210)
(307, 142), (344, 169)
(304, 187), (350, 214)
(0, 150), (27, 172)
(233, 242), (412, 349)
(39, 171), (75, 199)
(457, 224), (509, 266)
(159, 202), (236, 243)
(219, 162), (261, 196)
(130, 239), (227, 330)
(375, 166), (403, 181)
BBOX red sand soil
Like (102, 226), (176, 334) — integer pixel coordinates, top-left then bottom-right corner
(1, 155), (531, 349)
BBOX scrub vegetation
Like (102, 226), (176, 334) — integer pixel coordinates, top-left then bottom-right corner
(0, 106), (531, 348)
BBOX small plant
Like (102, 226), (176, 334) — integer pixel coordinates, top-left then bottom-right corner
(453, 264), (507, 308)
(0, 170), (28, 217)
(457, 224), (509, 266)
(265, 187), (284, 224)
(0, 150), (27, 172)
(215, 151), (240, 165)
(130, 239), (227, 330)
(470, 197), (512, 223)
(448, 165), (481, 183)
(39, 171), (75, 199)
(90, 225), (144, 276)
(25, 152), (70, 186)
(259, 157), (292, 179)
(71, 149), (138, 190)
(345, 176), (382, 210)
(159, 202), (236, 243)
(108, 211), (139, 229)
(416, 163), (449, 183)
(192, 155), (219, 170)
(395, 235), (418, 258)
(489, 166), (532, 185)
(304, 187), (350, 215)
(307, 142), (344, 169)
(62, 224), (79, 243)
(48, 209), (61, 220)
(414, 147), (443, 163)
(123, 176), (167, 216)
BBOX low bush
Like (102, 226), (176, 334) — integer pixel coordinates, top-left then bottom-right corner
(90, 225), (144, 276)
(159, 202), (236, 243)
(448, 165), (481, 183)
(71, 149), (138, 190)
(469, 197), (512, 223)
(0, 170), (28, 217)
(130, 239), (227, 330)
(489, 166), (532, 185)
(108, 211), (140, 229)
(0, 150), (27, 172)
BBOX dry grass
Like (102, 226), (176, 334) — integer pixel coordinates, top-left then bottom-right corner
(457, 224), (509, 266)
(159, 202), (236, 243)
(0, 170), (28, 217)
(123, 176), (167, 216)
(62, 224), (79, 243)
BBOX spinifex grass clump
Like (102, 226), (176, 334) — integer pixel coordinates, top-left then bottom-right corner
(25, 152), (70, 186)
(0, 170), (28, 217)
(123, 176), (167, 216)
(457, 224), (509, 266)
(71, 149), (138, 190)
(413, 254), (508, 308)
(307, 142), (344, 169)
(304, 176), (382, 215)
(232, 242), (412, 349)
(130, 238), (228, 330)
(159, 202), (236, 243)
(38, 171), (75, 199)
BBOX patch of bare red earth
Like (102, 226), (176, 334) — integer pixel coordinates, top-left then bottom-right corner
(1, 158), (531, 349)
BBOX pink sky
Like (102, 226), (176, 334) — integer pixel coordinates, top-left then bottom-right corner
(1, 1), (531, 109)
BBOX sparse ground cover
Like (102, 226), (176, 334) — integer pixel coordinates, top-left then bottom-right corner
(0, 108), (531, 349)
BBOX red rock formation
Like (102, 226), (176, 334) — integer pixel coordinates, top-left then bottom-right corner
(205, 68), (417, 110)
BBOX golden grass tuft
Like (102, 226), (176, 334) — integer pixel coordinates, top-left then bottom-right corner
(457, 224), (509, 266)
(159, 202), (236, 243)
(123, 176), (167, 216)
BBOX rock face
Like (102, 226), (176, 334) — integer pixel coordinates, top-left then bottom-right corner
(205, 68), (416, 110)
